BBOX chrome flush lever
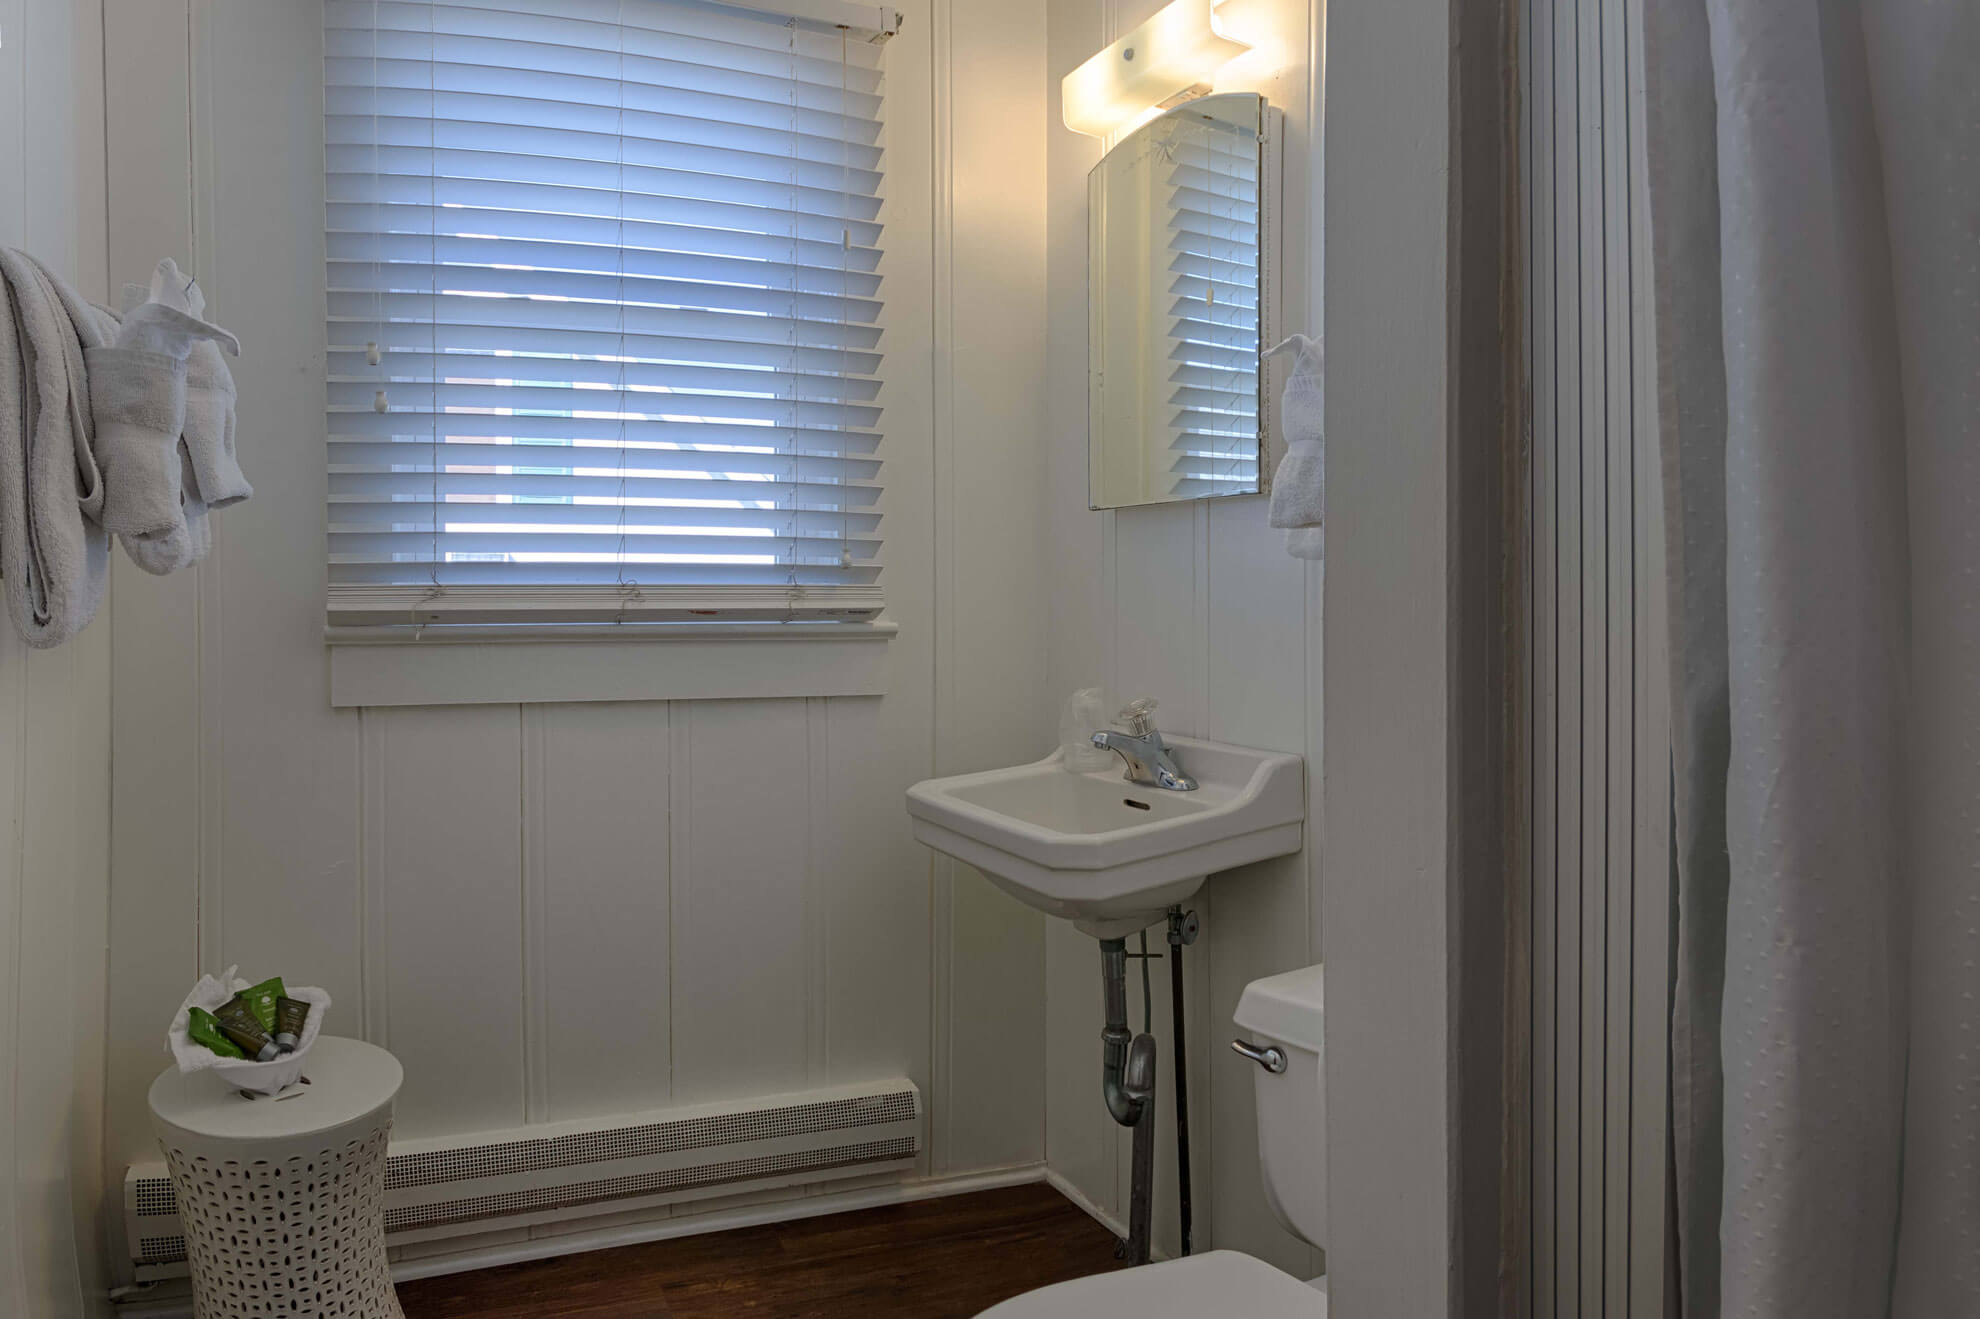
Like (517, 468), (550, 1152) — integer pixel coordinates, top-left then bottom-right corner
(1230, 1039), (1287, 1074)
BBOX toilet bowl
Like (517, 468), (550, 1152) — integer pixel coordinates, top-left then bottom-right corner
(981, 962), (1327, 1317)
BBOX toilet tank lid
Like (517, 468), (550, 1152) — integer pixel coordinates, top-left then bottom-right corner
(1233, 963), (1324, 1052)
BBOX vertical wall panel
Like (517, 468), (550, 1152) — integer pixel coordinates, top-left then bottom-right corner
(2, 4), (115, 1311)
(198, 1), (363, 1006)
(927, 0), (1052, 1177)
(668, 700), (813, 1104)
(1522, 0), (1670, 1311)
(101, 0), (206, 1246)
(364, 706), (526, 1138)
(0, 567), (27, 1319)
(525, 704), (673, 1123)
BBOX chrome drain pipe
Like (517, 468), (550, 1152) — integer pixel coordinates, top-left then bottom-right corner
(1099, 938), (1153, 1126)
(1098, 937), (1158, 1265)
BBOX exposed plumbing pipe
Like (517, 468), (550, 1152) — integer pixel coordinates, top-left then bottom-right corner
(1098, 936), (1159, 1266)
(1098, 938), (1155, 1126)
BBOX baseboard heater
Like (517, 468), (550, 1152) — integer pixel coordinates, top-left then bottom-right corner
(124, 1077), (920, 1280)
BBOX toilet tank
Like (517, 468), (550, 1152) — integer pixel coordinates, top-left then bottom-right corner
(1232, 963), (1325, 1251)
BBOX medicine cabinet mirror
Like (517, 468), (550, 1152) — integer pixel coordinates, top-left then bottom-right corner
(1088, 91), (1278, 510)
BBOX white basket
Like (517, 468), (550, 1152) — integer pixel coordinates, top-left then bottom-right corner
(166, 967), (332, 1096)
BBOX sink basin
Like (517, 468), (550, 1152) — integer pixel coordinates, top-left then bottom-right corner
(906, 736), (1304, 939)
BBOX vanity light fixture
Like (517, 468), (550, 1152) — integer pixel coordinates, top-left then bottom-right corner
(1061, 0), (1252, 139)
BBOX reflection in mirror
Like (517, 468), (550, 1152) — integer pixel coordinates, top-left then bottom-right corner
(1089, 92), (1269, 510)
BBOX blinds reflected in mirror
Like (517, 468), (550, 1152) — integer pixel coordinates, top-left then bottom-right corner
(1087, 91), (1267, 510)
(322, 0), (890, 624)
(1164, 118), (1260, 499)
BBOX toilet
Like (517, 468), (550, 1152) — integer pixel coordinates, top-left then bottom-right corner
(982, 963), (1327, 1317)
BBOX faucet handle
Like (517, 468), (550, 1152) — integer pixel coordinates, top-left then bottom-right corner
(1117, 697), (1158, 736)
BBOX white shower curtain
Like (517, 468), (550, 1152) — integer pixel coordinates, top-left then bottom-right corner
(1643, 1), (1978, 1316)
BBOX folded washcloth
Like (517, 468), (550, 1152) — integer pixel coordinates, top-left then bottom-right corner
(0, 247), (110, 646)
(98, 259), (240, 564)
(87, 344), (190, 541)
(162, 270), (249, 508)
(1265, 333), (1323, 561)
(119, 447), (211, 576)
(183, 340), (249, 507)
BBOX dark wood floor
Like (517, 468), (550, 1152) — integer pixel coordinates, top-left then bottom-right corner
(396, 1183), (1129, 1319)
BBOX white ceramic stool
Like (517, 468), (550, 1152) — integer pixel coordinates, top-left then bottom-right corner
(149, 1036), (406, 1319)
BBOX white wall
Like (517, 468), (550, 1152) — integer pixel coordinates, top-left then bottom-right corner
(98, 0), (1054, 1282)
(1040, 0), (1325, 1274)
(0, 0), (115, 1315)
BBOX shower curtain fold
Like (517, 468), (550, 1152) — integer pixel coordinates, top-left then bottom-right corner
(1644, 2), (1979, 1315)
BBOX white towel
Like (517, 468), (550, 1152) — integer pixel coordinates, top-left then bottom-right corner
(88, 343), (190, 542)
(1265, 333), (1323, 560)
(0, 248), (110, 647)
(175, 274), (249, 509)
(98, 261), (238, 566)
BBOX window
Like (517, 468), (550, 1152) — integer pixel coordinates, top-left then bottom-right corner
(323, 0), (893, 630)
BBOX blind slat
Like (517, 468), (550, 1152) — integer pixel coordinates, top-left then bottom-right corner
(327, 439), (880, 483)
(325, 0), (886, 616)
(330, 472), (878, 508)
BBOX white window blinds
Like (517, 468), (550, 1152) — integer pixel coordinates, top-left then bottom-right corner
(1163, 110), (1260, 500)
(323, 0), (892, 627)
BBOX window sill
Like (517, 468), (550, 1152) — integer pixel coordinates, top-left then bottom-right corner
(325, 620), (897, 708)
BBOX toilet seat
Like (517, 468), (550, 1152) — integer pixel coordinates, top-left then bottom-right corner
(977, 1251), (1327, 1318)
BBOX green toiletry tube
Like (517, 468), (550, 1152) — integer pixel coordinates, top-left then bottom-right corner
(187, 1007), (246, 1060)
(239, 976), (287, 1033)
(213, 996), (281, 1061)
(273, 996), (310, 1053)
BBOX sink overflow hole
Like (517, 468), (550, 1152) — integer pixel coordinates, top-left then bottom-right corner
(1123, 798), (1152, 811)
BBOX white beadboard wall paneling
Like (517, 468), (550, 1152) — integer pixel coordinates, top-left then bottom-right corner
(100, 0), (205, 1262)
(1040, 0), (1118, 1233)
(14, 646), (86, 1312)
(328, 629), (895, 709)
(814, 696), (932, 1102)
(668, 699), (814, 1105)
(0, 566), (28, 1319)
(523, 703), (673, 1123)
(1, 1), (114, 1313)
(926, 0), (1051, 1178)
(1041, 0), (1323, 1271)
(363, 705), (527, 1138)
(198, 0), (363, 1013)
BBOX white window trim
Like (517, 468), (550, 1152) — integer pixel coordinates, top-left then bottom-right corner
(327, 618), (896, 707)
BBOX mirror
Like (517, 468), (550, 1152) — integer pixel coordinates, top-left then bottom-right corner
(1088, 92), (1272, 510)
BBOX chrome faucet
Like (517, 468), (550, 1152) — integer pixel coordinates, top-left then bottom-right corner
(1091, 698), (1198, 791)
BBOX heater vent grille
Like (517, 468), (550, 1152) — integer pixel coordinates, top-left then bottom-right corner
(138, 1235), (188, 1263)
(133, 1180), (177, 1216)
(387, 1137), (918, 1232)
(386, 1091), (916, 1191)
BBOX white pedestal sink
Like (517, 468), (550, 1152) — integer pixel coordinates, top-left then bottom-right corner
(906, 736), (1305, 939)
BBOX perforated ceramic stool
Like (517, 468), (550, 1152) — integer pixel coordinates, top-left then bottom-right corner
(149, 1036), (405, 1319)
